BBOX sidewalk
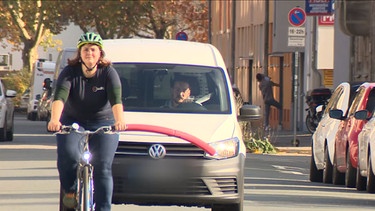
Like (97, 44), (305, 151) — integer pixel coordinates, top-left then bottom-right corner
(268, 129), (312, 155)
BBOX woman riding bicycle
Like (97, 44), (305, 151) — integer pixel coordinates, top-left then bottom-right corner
(48, 32), (126, 211)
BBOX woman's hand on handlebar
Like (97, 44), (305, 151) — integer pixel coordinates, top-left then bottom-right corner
(113, 121), (127, 131)
(48, 120), (62, 132)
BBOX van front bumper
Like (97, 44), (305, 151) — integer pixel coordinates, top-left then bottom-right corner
(111, 153), (245, 208)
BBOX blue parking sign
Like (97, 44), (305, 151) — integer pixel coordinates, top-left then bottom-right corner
(176, 32), (188, 41)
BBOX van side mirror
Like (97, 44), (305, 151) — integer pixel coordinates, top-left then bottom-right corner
(238, 104), (261, 121)
(5, 90), (16, 98)
(354, 110), (369, 120)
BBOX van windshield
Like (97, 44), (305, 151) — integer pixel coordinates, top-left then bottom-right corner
(113, 63), (231, 114)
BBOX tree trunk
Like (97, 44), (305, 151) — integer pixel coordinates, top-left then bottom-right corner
(21, 39), (40, 73)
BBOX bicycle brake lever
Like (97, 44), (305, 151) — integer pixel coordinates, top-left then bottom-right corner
(61, 125), (70, 132)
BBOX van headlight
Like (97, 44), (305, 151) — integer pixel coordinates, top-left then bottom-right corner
(205, 138), (239, 159)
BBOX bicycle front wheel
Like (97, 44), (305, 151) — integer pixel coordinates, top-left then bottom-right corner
(82, 165), (94, 211)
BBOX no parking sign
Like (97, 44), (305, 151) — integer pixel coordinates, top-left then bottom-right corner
(288, 7), (306, 27)
(176, 31), (188, 41)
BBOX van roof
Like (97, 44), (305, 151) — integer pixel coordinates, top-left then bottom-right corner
(62, 47), (76, 51)
(103, 39), (226, 68)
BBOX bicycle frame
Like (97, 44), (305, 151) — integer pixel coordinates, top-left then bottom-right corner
(57, 123), (114, 211)
(77, 132), (94, 211)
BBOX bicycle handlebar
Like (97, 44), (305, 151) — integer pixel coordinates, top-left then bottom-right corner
(55, 124), (115, 135)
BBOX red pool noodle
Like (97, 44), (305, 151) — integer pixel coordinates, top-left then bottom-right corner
(125, 124), (216, 156)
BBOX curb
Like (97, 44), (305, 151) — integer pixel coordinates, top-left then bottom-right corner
(275, 147), (311, 156)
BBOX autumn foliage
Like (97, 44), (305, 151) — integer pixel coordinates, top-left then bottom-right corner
(0, 0), (209, 107)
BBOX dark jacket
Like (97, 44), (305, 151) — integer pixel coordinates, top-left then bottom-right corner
(259, 76), (278, 104)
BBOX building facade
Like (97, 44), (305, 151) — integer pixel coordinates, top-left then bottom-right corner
(210, 0), (337, 131)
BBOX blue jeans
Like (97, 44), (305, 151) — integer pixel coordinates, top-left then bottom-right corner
(57, 118), (119, 211)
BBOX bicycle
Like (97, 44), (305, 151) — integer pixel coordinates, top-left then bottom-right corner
(56, 123), (115, 211)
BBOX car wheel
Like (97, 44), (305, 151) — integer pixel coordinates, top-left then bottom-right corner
(323, 145), (333, 183)
(356, 165), (367, 191)
(6, 113), (14, 141)
(212, 202), (242, 211)
(309, 145), (323, 182)
(332, 153), (345, 185)
(367, 154), (375, 193)
(0, 115), (7, 142)
(345, 151), (357, 188)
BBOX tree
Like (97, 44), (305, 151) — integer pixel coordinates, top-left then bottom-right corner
(137, 0), (208, 42)
(65, 0), (150, 39)
(0, 0), (70, 72)
(0, 0), (209, 75)
(64, 0), (208, 42)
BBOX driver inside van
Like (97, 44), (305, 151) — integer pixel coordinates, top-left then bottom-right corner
(164, 76), (193, 108)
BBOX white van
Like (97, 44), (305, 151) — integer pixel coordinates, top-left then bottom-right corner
(52, 47), (77, 82)
(27, 59), (55, 120)
(41, 48), (76, 125)
(104, 39), (259, 211)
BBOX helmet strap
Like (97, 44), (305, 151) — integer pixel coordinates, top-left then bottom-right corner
(82, 61), (98, 72)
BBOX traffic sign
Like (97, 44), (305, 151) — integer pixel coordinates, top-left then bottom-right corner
(176, 31), (188, 41)
(305, 0), (334, 16)
(318, 15), (334, 25)
(288, 27), (305, 36)
(288, 7), (306, 27)
(288, 37), (305, 47)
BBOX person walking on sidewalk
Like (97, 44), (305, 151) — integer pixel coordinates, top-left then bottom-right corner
(256, 73), (282, 129)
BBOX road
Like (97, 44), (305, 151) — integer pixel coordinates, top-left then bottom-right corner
(0, 113), (375, 210)
(246, 154), (375, 210)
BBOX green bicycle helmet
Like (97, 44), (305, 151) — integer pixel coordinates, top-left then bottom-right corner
(77, 32), (103, 48)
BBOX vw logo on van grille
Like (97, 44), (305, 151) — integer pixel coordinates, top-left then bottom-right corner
(148, 144), (167, 159)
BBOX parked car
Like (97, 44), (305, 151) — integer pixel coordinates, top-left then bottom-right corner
(310, 82), (363, 183)
(355, 108), (375, 192)
(19, 88), (30, 111)
(104, 39), (260, 211)
(330, 82), (375, 188)
(0, 79), (17, 141)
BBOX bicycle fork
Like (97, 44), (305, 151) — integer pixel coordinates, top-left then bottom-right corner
(77, 153), (94, 211)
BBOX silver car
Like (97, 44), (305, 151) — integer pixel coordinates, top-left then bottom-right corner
(310, 82), (363, 184)
(355, 105), (375, 192)
(0, 79), (16, 141)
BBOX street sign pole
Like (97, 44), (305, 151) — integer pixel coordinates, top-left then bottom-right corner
(293, 51), (299, 146)
(287, 7), (305, 145)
